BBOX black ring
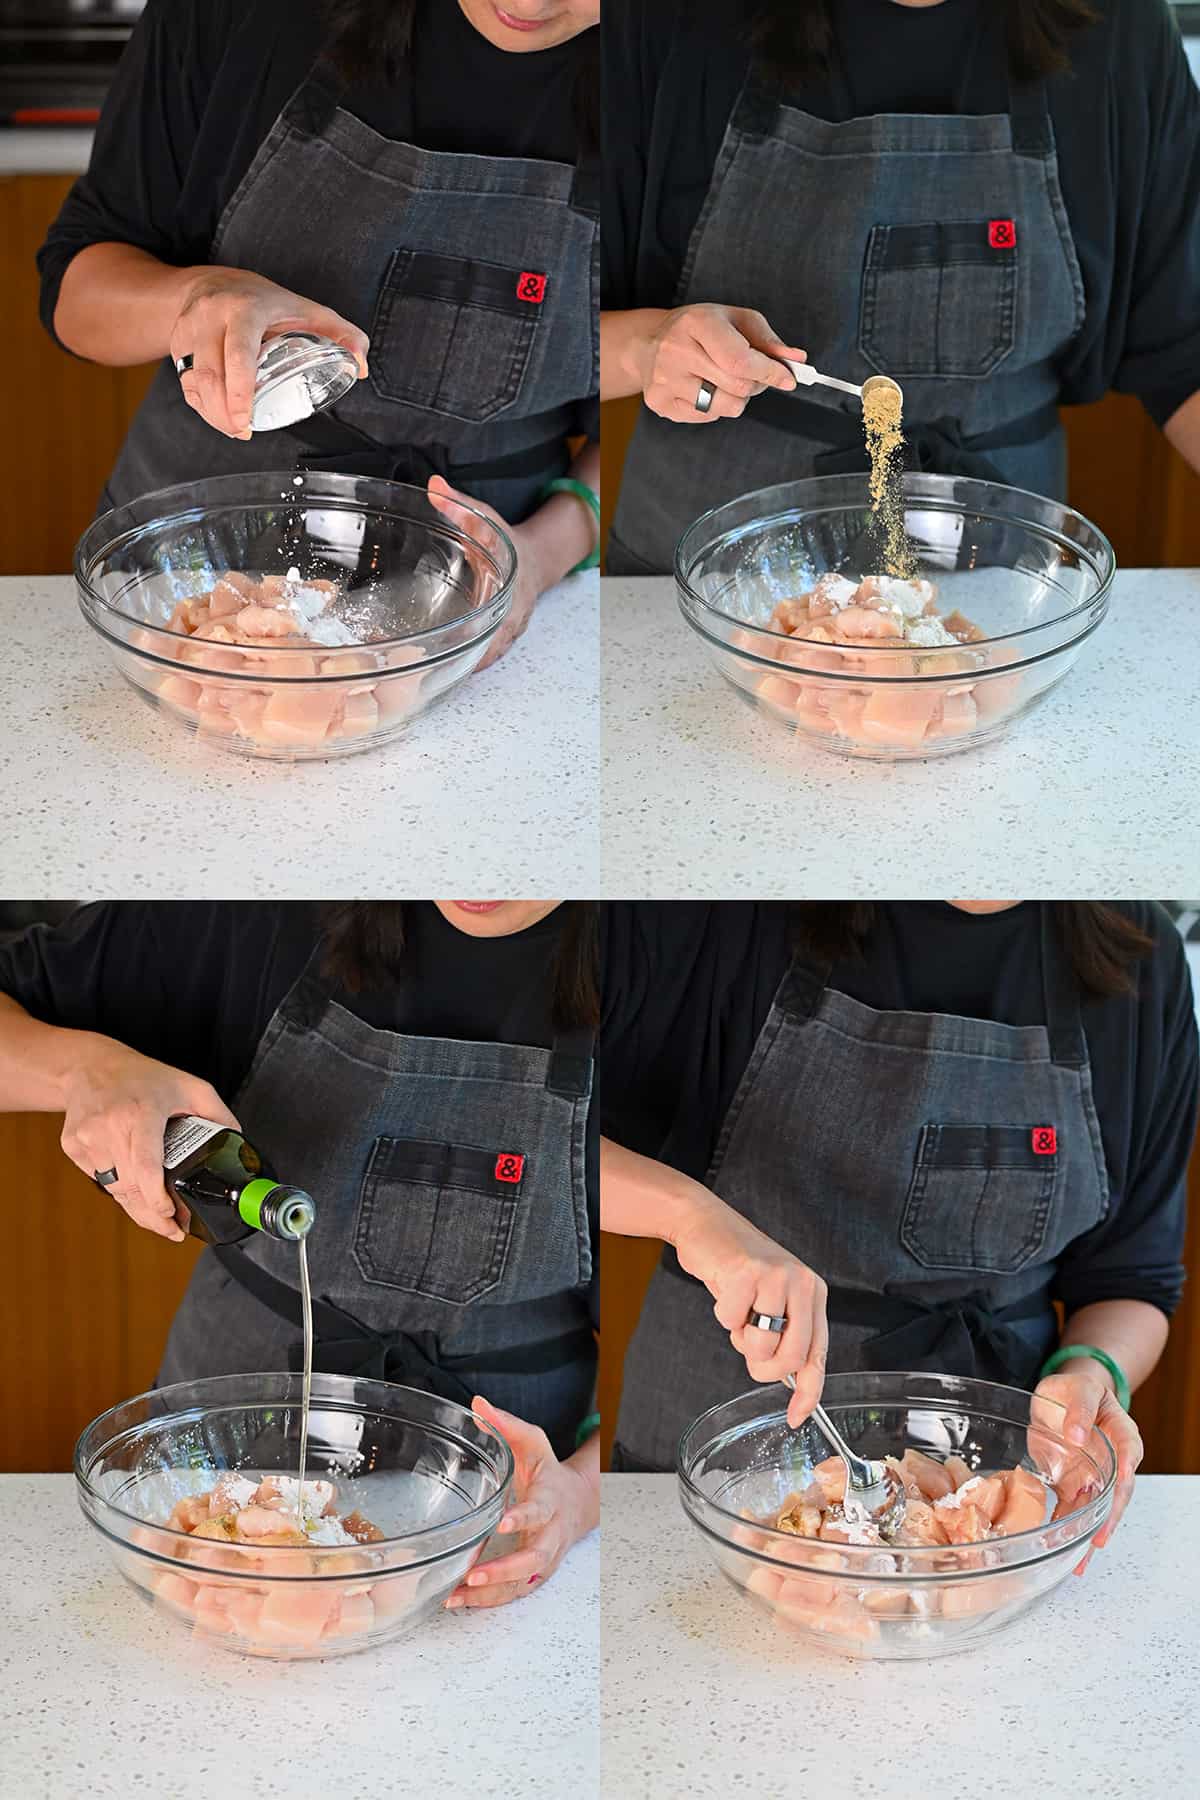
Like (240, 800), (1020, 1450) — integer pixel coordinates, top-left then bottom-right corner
(175, 354), (195, 376)
(694, 380), (716, 414)
(93, 1166), (120, 1188)
(746, 1309), (788, 1334)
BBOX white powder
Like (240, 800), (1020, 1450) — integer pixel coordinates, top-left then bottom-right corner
(305, 1515), (358, 1547)
(934, 1476), (988, 1512)
(874, 577), (930, 616)
(209, 1474), (260, 1513)
(813, 573), (861, 612)
(275, 571), (358, 646)
(905, 616), (958, 648)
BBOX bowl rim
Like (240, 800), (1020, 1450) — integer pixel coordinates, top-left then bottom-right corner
(673, 471), (1116, 657)
(73, 471), (517, 660)
(73, 1370), (515, 1566)
(675, 1373), (1117, 1564)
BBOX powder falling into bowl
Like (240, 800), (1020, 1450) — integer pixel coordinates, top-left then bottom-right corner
(862, 377), (916, 578)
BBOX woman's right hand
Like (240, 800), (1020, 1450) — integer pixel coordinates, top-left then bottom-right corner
(672, 1190), (829, 1426)
(59, 1036), (240, 1242)
(636, 303), (807, 424)
(171, 267), (370, 441)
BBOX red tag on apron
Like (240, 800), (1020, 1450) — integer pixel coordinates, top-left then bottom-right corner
(494, 1153), (526, 1183)
(1031, 1127), (1057, 1155)
(516, 271), (548, 304)
(988, 219), (1016, 249)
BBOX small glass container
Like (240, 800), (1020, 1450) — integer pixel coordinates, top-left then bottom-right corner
(251, 332), (361, 433)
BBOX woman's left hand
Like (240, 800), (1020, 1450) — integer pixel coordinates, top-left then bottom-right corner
(444, 1397), (593, 1609)
(1032, 1364), (1143, 1568)
(427, 476), (543, 671)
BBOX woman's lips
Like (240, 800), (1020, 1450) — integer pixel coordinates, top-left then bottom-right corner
(451, 901), (506, 915)
(492, 5), (558, 33)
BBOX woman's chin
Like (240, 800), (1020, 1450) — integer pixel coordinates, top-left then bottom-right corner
(436, 900), (562, 936)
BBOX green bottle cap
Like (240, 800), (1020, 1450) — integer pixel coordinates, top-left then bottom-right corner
(237, 1178), (276, 1232)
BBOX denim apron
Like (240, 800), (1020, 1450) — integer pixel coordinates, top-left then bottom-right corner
(158, 955), (596, 1460)
(613, 907), (1108, 1471)
(608, 36), (1086, 575)
(105, 57), (598, 524)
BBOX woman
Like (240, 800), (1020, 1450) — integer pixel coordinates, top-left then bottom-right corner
(601, 0), (1200, 573)
(601, 901), (1198, 1554)
(0, 899), (600, 1609)
(40, 1), (601, 664)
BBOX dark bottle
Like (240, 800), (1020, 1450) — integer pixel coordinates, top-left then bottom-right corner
(162, 1116), (315, 1245)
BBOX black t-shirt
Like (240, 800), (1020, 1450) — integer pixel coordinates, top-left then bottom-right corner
(603, 0), (1200, 424)
(600, 901), (1197, 1318)
(38, 0), (599, 435)
(0, 900), (599, 1328)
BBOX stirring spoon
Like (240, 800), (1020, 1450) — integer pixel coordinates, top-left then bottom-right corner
(784, 1373), (907, 1540)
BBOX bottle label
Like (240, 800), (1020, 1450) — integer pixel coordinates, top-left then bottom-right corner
(163, 1114), (227, 1170)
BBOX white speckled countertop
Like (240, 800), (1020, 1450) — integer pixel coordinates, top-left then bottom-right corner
(601, 573), (1200, 895)
(0, 573), (598, 896)
(0, 130), (94, 175)
(0, 1476), (597, 1800)
(601, 1474), (1198, 1800)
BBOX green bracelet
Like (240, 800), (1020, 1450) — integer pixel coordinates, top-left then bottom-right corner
(574, 1411), (601, 1450)
(541, 478), (600, 573)
(1039, 1345), (1131, 1412)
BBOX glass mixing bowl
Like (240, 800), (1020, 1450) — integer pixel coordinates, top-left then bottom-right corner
(675, 474), (1114, 760)
(677, 1372), (1116, 1661)
(76, 472), (515, 762)
(75, 1373), (514, 1660)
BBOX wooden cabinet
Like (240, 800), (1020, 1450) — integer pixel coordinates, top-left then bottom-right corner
(0, 174), (154, 577)
(600, 393), (1200, 570)
(600, 1130), (1200, 1476)
(0, 1112), (201, 1473)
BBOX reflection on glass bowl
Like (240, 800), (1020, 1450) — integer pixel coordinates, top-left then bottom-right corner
(75, 1373), (514, 1660)
(75, 473), (515, 762)
(675, 474), (1114, 761)
(677, 1372), (1116, 1660)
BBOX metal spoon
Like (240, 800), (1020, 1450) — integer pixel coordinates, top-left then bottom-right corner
(780, 361), (904, 416)
(784, 1373), (907, 1540)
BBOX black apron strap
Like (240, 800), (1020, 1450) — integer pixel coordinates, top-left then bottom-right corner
(210, 1241), (593, 1403)
(1038, 903), (1088, 1071)
(659, 1253), (1054, 1389)
(746, 389), (1060, 485)
(825, 1282), (1055, 1388)
(546, 1019), (596, 1099)
(286, 408), (569, 491)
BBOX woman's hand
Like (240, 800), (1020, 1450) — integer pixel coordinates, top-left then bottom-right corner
(636, 304), (806, 424)
(1032, 1363), (1143, 1569)
(59, 1036), (240, 1242)
(171, 267), (370, 440)
(444, 1398), (596, 1609)
(427, 476), (545, 669)
(673, 1191), (828, 1427)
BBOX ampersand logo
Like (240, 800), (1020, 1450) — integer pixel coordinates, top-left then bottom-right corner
(988, 219), (1016, 249)
(494, 1153), (526, 1183)
(1031, 1127), (1057, 1155)
(517, 271), (548, 304)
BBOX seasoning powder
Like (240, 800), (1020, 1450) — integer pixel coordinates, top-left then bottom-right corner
(862, 381), (916, 579)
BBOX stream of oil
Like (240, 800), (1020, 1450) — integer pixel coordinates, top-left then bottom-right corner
(296, 1236), (313, 1530)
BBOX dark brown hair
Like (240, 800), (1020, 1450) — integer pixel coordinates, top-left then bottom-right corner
(749, 0), (1098, 86)
(322, 1), (600, 155)
(320, 902), (600, 1029)
(790, 902), (1157, 999)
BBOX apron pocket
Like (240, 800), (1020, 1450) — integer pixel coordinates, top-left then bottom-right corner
(900, 1123), (1058, 1273)
(354, 1136), (527, 1303)
(859, 221), (1018, 379)
(369, 249), (544, 423)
